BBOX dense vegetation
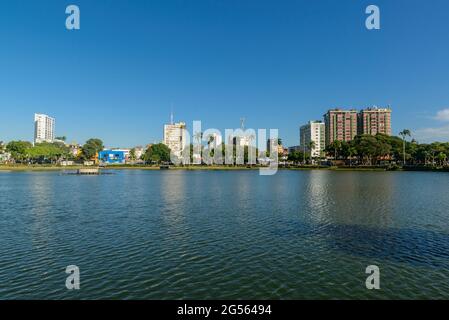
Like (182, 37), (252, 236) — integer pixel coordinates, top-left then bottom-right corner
(289, 133), (449, 166)
(2, 132), (449, 167)
(80, 138), (104, 160)
(143, 143), (171, 163)
(2, 138), (105, 164)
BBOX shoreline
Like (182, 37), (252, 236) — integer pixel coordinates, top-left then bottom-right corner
(1, 165), (448, 172)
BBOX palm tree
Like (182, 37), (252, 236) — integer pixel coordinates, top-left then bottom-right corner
(277, 138), (282, 146)
(308, 141), (316, 162)
(348, 146), (358, 167)
(208, 135), (214, 147)
(194, 132), (202, 145)
(399, 129), (411, 165)
(330, 140), (342, 161)
(308, 141), (316, 152)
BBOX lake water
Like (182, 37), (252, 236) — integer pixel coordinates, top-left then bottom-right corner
(1, 169), (449, 299)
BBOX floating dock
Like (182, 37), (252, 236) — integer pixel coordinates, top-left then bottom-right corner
(77, 168), (100, 175)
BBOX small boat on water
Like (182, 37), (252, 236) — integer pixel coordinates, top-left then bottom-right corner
(160, 165), (170, 170)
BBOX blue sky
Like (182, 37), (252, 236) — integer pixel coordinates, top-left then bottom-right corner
(1, 0), (449, 147)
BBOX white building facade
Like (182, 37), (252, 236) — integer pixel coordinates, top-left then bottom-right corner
(163, 122), (187, 158)
(299, 120), (325, 158)
(34, 113), (55, 144)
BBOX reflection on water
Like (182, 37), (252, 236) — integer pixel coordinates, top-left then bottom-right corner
(160, 171), (188, 226)
(304, 171), (396, 228)
(0, 170), (449, 299)
(305, 170), (330, 223)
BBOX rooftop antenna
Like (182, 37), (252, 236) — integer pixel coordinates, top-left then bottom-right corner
(170, 105), (174, 125)
(240, 117), (245, 130)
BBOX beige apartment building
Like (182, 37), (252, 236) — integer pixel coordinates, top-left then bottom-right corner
(323, 109), (358, 146)
(163, 121), (187, 158)
(358, 106), (392, 136)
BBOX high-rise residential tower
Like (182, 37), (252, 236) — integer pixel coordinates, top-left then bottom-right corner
(34, 113), (55, 144)
(358, 106), (392, 136)
(299, 120), (325, 157)
(323, 109), (358, 146)
(163, 114), (187, 158)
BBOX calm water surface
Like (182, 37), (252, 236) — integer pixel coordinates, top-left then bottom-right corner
(1, 170), (449, 299)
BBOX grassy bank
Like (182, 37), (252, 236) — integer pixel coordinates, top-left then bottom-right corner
(1, 164), (448, 172)
(0, 165), (85, 171)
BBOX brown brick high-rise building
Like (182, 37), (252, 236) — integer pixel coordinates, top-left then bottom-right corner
(324, 109), (358, 146)
(358, 107), (392, 136)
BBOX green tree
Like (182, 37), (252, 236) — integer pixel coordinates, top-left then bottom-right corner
(143, 143), (171, 163)
(438, 152), (447, 166)
(129, 148), (137, 161)
(6, 141), (33, 163)
(287, 151), (306, 164)
(82, 138), (104, 160)
(325, 140), (342, 161)
(353, 135), (378, 165)
(27, 142), (70, 164)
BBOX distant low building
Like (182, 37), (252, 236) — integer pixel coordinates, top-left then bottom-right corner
(68, 143), (82, 158)
(60, 160), (74, 166)
(99, 150), (128, 164)
(133, 146), (145, 160)
(0, 152), (11, 163)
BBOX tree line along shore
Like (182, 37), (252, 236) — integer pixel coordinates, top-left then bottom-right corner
(1, 164), (449, 173)
(2, 131), (449, 171)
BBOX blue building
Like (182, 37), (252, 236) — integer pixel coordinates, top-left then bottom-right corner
(98, 150), (126, 164)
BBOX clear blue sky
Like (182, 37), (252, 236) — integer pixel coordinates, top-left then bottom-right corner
(1, 0), (449, 147)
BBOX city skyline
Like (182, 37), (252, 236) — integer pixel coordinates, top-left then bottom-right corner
(1, 0), (449, 146)
(0, 106), (416, 149)
(3, 106), (395, 150)
(2, 1), (449, 305)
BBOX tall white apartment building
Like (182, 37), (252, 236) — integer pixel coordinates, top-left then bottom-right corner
(34, 113), (55, 144)
(299, 120), (325, 158)
(163, 121), (187, 158)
